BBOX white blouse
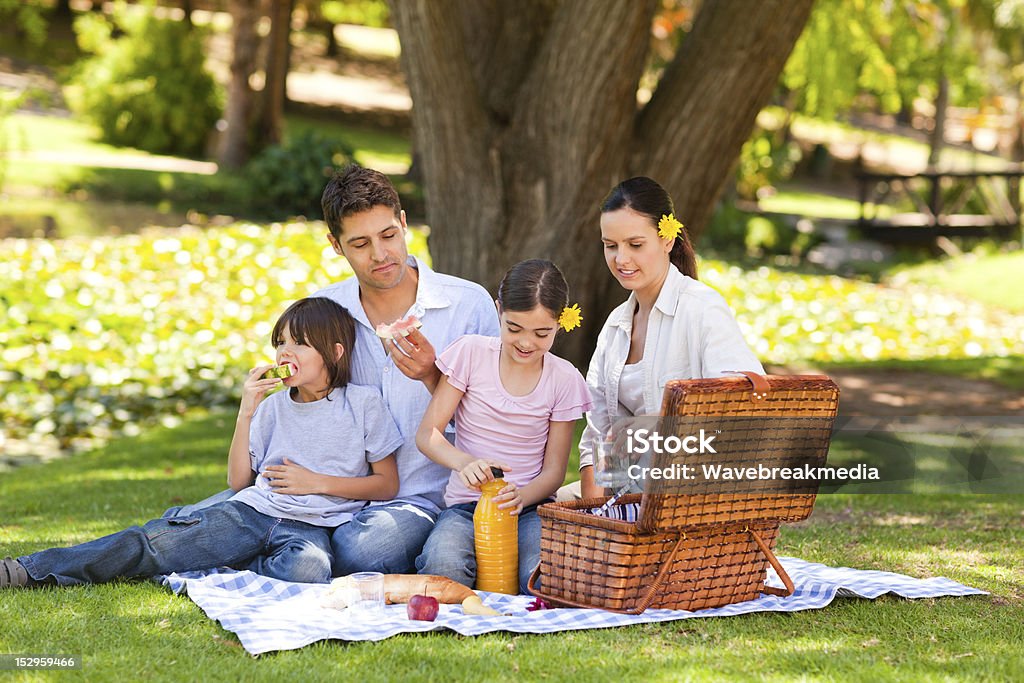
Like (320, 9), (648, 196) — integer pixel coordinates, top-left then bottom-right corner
(578, 265), (764, 469)
(616, 361), (646, 417)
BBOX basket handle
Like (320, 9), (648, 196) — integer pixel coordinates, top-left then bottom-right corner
(747, 526), (795, 597)
(527, 535), (687, 615)
(724, 370), (770, 401)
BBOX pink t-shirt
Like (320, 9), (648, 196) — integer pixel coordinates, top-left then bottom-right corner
(436, 335), (592, 506)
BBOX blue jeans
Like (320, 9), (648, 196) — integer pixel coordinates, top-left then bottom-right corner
(165, 491), (437, 576)
(415, 502), (542, 595)
(331, 503), (437, 575)
(19, 501), (333, 586)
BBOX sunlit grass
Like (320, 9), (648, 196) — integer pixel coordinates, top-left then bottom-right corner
(1, 412), (1021, 681)
(890, 251), (1024, 314)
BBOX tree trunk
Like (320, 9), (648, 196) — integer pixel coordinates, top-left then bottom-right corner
(928, 72), (949, 168)
(181, 0), (194, 29)
(254, 0), (294, 147)
(217, 0), (261, 169)
(389, 0), (814, 364)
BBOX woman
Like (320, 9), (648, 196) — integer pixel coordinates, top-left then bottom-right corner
(568, 176), (763, 500)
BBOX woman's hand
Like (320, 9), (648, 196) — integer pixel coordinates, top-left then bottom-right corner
(457, 459), (509, 490)
(493, 482), (524, 515)
(239, 364), (282, 420)
(263, 458), (322, 495)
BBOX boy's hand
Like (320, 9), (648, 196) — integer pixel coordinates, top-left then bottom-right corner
(263, 458), (321, 495)
(493, 483), (523, 515)
(457, 459), (509, 490)
(239, 364), (282, 420)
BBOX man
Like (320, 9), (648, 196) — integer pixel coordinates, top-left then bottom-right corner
(313, 165), (498, 573)
(167, 166), (498, 574)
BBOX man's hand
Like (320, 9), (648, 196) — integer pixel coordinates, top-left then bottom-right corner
(263, 458), (322, 495)
(389, 327), (441, 391)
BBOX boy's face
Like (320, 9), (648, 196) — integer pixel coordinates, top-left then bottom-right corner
(327, 205), (410, 292)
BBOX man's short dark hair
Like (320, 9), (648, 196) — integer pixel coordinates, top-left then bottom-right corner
(321, 165), (402, 239)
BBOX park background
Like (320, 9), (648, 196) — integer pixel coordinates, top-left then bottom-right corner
(1, 0), (1022, 680)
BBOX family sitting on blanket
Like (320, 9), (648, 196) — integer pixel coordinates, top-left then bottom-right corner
(0, 168), (762, 592)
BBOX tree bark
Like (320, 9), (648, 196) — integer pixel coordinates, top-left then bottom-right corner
(254, 0), (294, 147)
(389, 0), (814, 364)
(217, 0), (261, 169)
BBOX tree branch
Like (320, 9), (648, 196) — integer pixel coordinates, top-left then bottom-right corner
(635, 0), (815, 238)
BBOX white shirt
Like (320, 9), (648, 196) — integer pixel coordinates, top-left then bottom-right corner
(315, 257), (500, 512)
(578, 265), (764, 469)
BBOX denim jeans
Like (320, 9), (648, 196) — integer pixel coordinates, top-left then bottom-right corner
(331, 502), (437, 575)
(161, 488), (236, 518)
(19, 501), (333, 586)
(415, 502), (542, 595)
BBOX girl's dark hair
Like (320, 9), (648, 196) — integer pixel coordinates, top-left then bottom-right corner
(271, 297), (356, 391)
(497, 259), (569, 321)
(600, 176), (698, 280)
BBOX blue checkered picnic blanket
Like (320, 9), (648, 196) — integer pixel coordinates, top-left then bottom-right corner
(160, 558), (985, 656)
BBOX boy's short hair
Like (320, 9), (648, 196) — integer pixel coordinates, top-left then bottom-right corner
(271, 297), (356, 390)
(321, 165), (402, 240)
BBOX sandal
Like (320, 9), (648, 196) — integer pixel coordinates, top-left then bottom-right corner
(0, 557), (30, 589)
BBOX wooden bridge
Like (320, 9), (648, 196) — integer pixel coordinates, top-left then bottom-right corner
(856, 168), (1024, 243)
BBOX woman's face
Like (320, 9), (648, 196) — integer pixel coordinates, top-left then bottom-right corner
(600, 207), (672, 294)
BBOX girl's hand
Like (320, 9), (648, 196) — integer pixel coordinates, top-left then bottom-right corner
(263, 458), (321, 495)
(493, 483), (523, 515)
(458, 459), (509, 490)
(239, 364), (282, 419)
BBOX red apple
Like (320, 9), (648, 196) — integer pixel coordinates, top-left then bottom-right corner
(407, 594), (439, 621)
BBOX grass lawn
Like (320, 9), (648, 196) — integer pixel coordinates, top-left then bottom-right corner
(890, 251), (1024, 315)
(2, 413), (1021, 681)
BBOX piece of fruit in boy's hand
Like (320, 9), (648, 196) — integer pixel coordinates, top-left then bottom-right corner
(260, 364), (294, 380)
(375, 315), (423, 341)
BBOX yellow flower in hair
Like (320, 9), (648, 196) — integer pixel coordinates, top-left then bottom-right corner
(558, 304), (583, 332)
(658, 213), (684, 241)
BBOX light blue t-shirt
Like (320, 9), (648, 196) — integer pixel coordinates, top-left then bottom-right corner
(230, 384), (403, 527)
(314, 256), (500, 513)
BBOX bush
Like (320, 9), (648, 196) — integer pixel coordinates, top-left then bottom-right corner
(67, 3), (222, 157)
(245, 130), (354, 220)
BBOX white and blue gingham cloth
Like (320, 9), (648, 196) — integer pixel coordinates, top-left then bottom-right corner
(160, 558), (985, 656)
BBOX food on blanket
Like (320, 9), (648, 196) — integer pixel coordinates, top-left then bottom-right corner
(406, 593), (440, 621)
(374, 315), (422, 341)
(323, 574), (500, 616)
(260, 363), (294, 380)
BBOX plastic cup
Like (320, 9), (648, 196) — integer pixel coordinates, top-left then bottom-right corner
(593, 434), (630, 488)
(349, 571), (384, 616)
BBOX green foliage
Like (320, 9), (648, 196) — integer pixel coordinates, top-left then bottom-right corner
(784, 0), (989, 118)
(3, 223), (1022, 455)
(0, 0), (47, 46)
(67, 2), (222, 157)
(244, 130), (354, 220)
(0, 222), (431, 454)
(320, 0), (390, 28)
(735, 129), (800, 201)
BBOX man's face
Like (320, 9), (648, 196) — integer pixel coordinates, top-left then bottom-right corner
(327, 205), (410, 291)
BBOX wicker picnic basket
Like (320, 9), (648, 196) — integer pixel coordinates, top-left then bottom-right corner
(528, 372), (840, 613)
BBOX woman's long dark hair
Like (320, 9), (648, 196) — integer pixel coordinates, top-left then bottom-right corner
(600, 176), (698, 280)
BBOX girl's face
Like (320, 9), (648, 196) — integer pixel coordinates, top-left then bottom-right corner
(600, 207), (672, 295)
(498, 304), (559, 367)
(274, 323), (338, 401)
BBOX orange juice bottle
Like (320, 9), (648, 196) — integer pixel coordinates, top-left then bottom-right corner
(473, 467), (519, 594)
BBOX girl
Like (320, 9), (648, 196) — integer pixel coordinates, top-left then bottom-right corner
(414, 259), (592, 594)
(1, 297), (402, 589)
(569, 176), (763, 500)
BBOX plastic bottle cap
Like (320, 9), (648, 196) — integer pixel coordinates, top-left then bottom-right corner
(489, 466), (504, 479)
